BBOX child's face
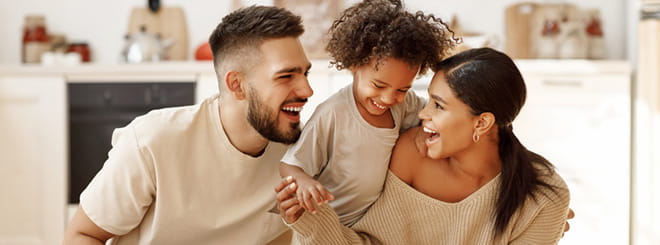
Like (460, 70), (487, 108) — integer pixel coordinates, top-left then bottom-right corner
(351, 58), (419, 117)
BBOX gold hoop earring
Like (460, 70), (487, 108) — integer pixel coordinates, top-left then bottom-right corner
(472, 132), (480, 143)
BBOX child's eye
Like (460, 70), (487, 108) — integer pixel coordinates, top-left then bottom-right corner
(304, 71), (310, 77)
(371, 82), (384, 89)
(278, 75), (292, 79)
(397, 89), (409, 93)
(435, 102), (444, 110)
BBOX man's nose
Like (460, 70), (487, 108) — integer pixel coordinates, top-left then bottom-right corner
(296, 76), (314, 99)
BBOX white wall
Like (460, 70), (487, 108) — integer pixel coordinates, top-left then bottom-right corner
(398, 0), (627, 60)
(0, 0), (627, 64)
(0, 0), (232, 64)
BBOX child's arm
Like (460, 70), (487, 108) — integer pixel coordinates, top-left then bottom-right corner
(280, 162), (335, 213)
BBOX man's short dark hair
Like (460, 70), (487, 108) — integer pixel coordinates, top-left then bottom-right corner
(209, 6), (304, 74)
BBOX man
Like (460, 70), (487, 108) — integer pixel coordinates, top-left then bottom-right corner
(63, 5), (312, 244)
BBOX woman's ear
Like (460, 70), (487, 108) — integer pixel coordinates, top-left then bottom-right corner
(224, 70), (246, 100)
(474, 112), (496, 136)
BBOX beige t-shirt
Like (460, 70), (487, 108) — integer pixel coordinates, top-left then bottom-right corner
(80, 95), (289, 245)
(281, 86), (425, 227)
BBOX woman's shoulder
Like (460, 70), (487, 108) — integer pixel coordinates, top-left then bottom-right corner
(389, 126), (426, 184)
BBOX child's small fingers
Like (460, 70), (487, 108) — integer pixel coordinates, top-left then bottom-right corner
(303, 192), (315, 213)
(317, 186), (334, 202)
(309, 189), (323, 206)
(296, 193), (307, 210)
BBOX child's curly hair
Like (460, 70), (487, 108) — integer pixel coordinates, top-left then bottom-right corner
(326, 0), (456, 75)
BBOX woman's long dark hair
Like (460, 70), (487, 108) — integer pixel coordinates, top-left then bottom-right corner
(434, 48), (558, 236)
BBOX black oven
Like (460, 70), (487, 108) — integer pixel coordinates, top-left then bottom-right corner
(68, 82), (195, 203)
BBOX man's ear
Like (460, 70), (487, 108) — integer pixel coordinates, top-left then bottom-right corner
(224, 70), (246, 100)
(474, 112), (496, 136)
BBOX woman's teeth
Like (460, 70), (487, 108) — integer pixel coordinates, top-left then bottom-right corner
(423, 127), (437, 134)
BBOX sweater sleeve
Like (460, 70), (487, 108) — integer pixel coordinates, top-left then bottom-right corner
(509, 182), (571, 244)
(289, 204), (380, 245)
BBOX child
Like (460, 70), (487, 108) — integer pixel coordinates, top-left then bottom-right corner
(280, 0), (455, 227)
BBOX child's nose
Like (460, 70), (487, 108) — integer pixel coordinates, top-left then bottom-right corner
(381, 92), (397, 105)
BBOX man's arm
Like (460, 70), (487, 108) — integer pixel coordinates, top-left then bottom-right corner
(63, 206), (115, 245)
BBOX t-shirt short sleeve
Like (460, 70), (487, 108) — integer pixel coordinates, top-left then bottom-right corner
(79, 123), (156, 235)
(399, 90), (427, 133)
(281, 108), (334, 177)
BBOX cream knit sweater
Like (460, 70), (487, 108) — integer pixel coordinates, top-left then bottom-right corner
(290, 169), (570, 245)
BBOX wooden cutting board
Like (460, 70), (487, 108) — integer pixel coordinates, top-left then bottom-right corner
(504, 2), (537, 58)
(127, 6), (189, 60)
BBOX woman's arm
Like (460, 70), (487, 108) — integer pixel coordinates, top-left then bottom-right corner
(291, 204), (381, 245)
(509, 180), (571, 244)
(275, 177), (378, 245)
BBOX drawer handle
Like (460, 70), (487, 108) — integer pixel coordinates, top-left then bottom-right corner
(542, 80), (583, 87)
(103, 91), (112, 105)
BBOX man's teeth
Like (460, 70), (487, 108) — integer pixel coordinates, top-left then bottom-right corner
(423, 127), (437, 134)
(282, 106), (302, 112)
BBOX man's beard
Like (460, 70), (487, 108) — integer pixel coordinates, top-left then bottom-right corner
(246, 87), (302, 144)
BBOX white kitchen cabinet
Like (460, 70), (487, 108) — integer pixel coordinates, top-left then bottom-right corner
(513, 61), (631, 245)
(195, 74), (219, 104)
(0, 75), (67, 245)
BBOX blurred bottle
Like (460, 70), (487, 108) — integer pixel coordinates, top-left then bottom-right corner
(22, 15), (50, 63)
(68, 42), (91, 63)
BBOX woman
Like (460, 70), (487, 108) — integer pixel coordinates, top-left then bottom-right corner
(275, 48), (571, 244)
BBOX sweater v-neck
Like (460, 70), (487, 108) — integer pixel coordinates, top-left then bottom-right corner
(386, 170), (501, 206)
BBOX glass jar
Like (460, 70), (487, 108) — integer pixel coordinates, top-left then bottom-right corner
(22, 15), (50, 63)
(68, 42), (91, 62)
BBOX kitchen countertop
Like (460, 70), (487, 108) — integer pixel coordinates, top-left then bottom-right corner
(0, 61), (216, 76)
(0, 59), (630, 80)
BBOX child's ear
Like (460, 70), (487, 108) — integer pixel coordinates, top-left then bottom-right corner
(224, 70), (246, 100)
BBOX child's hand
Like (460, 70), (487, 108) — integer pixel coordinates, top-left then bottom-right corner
(295, 176), (334, 214)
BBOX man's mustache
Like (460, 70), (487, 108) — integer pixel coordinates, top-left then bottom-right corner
(282, 98), (308, 104)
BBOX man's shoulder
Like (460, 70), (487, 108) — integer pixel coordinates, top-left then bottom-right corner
(126, 102), (210, 145)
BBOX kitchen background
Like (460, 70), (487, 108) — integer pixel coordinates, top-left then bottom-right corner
(1, 0), (659, 245)
(0, 0), (630, 64)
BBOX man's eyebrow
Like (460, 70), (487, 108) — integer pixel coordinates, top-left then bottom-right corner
(275, 64), (312, 74)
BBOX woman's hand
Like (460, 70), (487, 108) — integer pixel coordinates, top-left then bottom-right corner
(275, 176), (305, 224)
(563, 208), (575, 236)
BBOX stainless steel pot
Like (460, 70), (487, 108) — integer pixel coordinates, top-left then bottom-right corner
(120, 25), (173, 63)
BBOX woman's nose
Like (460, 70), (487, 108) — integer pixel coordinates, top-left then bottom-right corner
(418, 103), (431, 119)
